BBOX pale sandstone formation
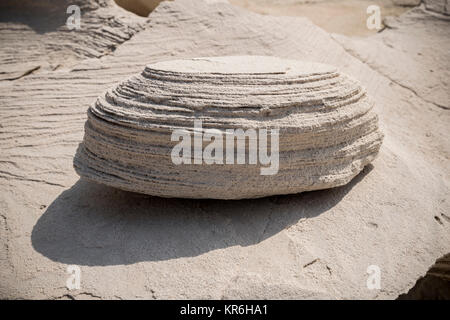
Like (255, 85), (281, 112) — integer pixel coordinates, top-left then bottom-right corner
(0, 0), (449, 299)
(230, 0), (412, 37)
(0, 0), (146, 80)
(74, 56), (383, 199)
(333, 3), (450, 109)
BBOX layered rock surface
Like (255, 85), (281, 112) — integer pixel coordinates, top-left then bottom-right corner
(1, 0), (449, 300)
(0, 0), (146, 80)
(74, 56), (383, 199)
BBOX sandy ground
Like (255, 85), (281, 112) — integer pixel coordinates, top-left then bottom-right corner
(0, 0), (449, 299)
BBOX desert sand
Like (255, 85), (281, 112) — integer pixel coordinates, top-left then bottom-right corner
(0, 0), (449, 299)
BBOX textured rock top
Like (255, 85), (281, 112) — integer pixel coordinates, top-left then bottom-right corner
(146, 56), (335, 74)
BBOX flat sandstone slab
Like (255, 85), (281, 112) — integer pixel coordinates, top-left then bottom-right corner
(0, 0), (449, 300)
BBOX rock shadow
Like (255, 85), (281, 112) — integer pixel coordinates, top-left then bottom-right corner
(31, 165), (373, 266)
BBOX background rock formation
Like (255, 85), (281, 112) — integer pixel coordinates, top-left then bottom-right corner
(333, 4), (450, 109)
(0, 0), (146, 80)
(423, 0), (450, 14)
(114, 0), (171, 16)
(0, 0), (449, 299)
(231, 0), (412, 36)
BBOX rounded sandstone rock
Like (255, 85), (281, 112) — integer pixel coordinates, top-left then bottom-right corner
(74, 56), (383, 199)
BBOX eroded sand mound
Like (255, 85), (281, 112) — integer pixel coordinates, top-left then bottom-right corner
(74, 56), (383, 199)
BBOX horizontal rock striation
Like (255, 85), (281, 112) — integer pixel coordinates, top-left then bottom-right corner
(74, 56), (383, 199)
(424, 0), (450, 15)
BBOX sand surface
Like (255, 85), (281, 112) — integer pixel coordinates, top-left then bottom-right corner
(0, 0), (449, 299)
